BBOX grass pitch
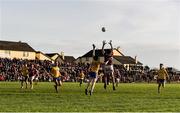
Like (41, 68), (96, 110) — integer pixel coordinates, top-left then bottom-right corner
(0, 82), (180, 112)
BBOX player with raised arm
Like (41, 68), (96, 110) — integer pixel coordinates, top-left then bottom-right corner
(102, 40), (116, 90)
(85, 44), (101, 95)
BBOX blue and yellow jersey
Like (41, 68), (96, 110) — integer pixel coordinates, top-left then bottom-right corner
(90, 60), (101, 73)
(79, 72), (85, 79)
(51, 66), (61, 78)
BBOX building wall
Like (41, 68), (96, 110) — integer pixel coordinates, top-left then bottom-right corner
(0, 50), (10, 58)
(36, 53), (40, 60)
(82, 57), (104, 64)
(75, 56), (122, 65)
(0, 50), (36, 60)
(55, 57), (64, 64)
(36, 53), (52, 61)
(113, 58), (122, 65)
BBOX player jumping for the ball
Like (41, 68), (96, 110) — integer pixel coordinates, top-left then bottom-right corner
(102, 40), (116, 90)
(85, 44), (101, 95)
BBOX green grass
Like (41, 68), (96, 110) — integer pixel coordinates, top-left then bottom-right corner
(0, 82), (180, 112)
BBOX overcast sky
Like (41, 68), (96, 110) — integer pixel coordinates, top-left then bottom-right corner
(0, 0), (180, 69)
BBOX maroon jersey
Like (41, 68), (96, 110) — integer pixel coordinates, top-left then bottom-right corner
(104, 53), (113, 65)
(29, 68), (37, 77)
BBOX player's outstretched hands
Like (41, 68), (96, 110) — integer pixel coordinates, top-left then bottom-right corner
(103, 40), (106, 45)
(92, 44), (96, 49)
(109, 40), (112, 45)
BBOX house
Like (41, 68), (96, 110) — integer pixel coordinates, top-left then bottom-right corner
(64, 56), (76, 63)
(0, 40), (36, 60)
(46, 53), (64, 64)
(36, 51), (52, 61)
(113, 56), (142, 65)
(75, 48), (143, 70)
(46, 53), (76, 64)
(113, 56), (143, 71)
(75, 49), (124, 64)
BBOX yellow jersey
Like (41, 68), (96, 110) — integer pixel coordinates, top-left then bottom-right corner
(157, 68), (168, 80)
(79, 72), (85, 79)
(21, 66), (28, 76)
(90, 60), (101, 73)
(51, 66), (61, 78)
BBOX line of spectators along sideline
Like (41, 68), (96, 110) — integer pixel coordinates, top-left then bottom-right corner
(0, 58), (180, 83)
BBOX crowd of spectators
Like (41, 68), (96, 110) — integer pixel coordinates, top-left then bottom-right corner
(0, 58), (179, 83)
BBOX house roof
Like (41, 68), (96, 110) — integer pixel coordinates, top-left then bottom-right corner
(45, 53), (59, 57)
(114, 56), (143, 65)
(46, 53), (75, 63)
(115, 48), (125, 56)
(64, 56), (75, 62)
(0, 40), (36, 52)
(82, 49), (124, 57)
(36, 51), (52, 60)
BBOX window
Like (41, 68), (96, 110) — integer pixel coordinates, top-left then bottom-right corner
(5, 51), (11, 55)
(86, 57), (89, 61)
(23, 52), (29, 57)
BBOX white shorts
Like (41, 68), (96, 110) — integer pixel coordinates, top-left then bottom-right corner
(104, 65), (114, 74)
(35, 77), (39, 81)
(29, 76), (35, 81)
(116, 78), (120, 82)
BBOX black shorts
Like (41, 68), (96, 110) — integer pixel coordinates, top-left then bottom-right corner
(157, 79), (165, 84)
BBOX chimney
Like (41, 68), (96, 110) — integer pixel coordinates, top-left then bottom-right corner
(135, 55), (137, 64)
(60, 52), (65, 60)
